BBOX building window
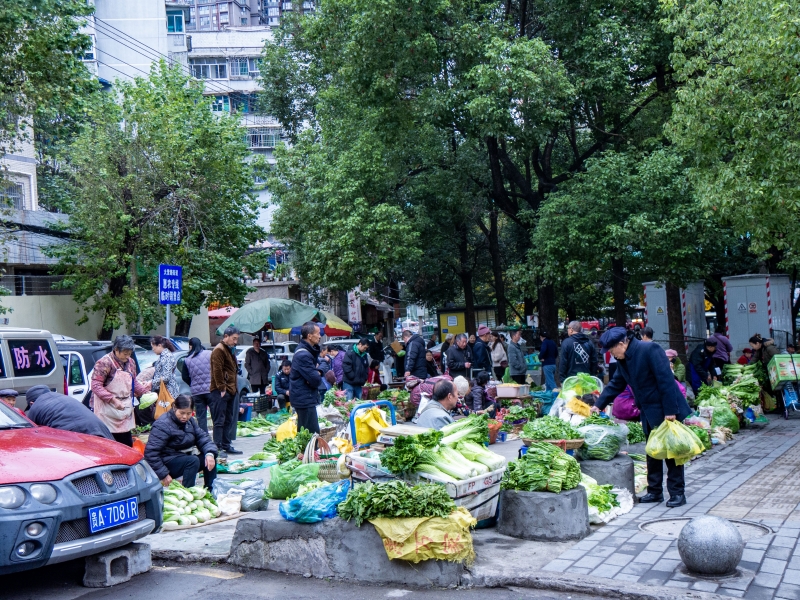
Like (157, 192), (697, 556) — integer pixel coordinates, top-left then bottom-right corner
(198, 6), (209, 15)
(167, 13), (184, 32)
(190, 58), (227, 79)
(220, 11), (229, 23)
(248, 128), (281, 149)
(83, 34), (96, 60)
(211, 95), (230, 112)
(0, 183), (24, 210)
(248, 58), (260, 76)
(232, 94), (257, 113)
(189, 8), (195, 22)
(241, 17), (248, 25)
(230, 57), (249, 77)
(199, 16), (210, 28)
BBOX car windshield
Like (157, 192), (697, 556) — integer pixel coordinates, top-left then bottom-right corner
(0, 401), (32, 429)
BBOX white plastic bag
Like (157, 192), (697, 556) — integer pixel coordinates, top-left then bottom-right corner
(217, 492), (243, 516)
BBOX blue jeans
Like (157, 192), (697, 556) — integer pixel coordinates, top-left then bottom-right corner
(343, 382), (363, 401)
(543, 365), (557, 392)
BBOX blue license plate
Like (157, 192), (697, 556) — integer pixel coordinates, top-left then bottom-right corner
(88, 497), (139, 534)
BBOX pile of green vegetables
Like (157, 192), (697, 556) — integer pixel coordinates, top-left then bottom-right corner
(698, 377), (760, 410)
(581, 414), (612, 427)
(687, 425), (712, 450)
(505, 405), (539, 422)
(262, 428), (314, 463)
(581, 475), (620, 514)
(288, 480), (330, 500)
(696, 389), (740, 433)
(440, 413), (490, 446)
(576, 423), (625, 461)
(265, 459), (321, 499)
(379, 429), (505, 481)
(559, 373), (602, 402)
(522, 416), (583, 440)
(723, 362), (767, 388)
(502, 442), (582, 493)
(163, 481), (220, 526)
(626, 421), (645, 444)
(337, 480), (456, 527)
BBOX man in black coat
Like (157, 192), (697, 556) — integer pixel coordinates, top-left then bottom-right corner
(25, 385), (113, 440)
(290, 322), (324, 434)
(558, 321), (599, 381)
(402, 329), (428, 379)
(368, 330), (385, 364)
(342, 338), (370, 399)
(446, 334), (472, 379)
(471, 325), (493, 375)
(594, 328), (692, 507)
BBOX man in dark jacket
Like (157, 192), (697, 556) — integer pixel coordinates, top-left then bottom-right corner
(538, 331), (558, 391)
(471, 325), (493, 375)
(290, 322), (323, 434)
(558, 321), (598, 382)
(402, 329), (428, 379)
(274, 360), (292, 409)
(446, 334), (472, 379)
(594, 328), (692, 508)
(244, 337), (271, 394)
(688, 338), (718, 394)
(343, 338), (370, 399)
(368, 330), (385, 364)
(210, 326), (241, 457)
(25, 385), (113, 440)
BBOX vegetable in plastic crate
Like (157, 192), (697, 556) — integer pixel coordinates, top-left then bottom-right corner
(575, 423), (626, 461)
(522, 415), (583, 440)
(501, 442), (581, 493)
(645, 420), (704, 465)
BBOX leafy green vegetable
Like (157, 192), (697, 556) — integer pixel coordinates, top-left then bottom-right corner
(337, 481), (456, 527)
(687, 425), (711, 451)
(270, 428), (314, 464)
(626, 421), (645, 444)
(581, 414), (612, 427)
(522, 416), (583, 440)
(378, 435), (439, 476)
(628, 453), (647, 461)
(440, 413), (490, 445)
(502, 442), (581, 493)
(581, 475), (620, 514)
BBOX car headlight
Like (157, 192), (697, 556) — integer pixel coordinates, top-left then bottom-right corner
(30, 484), (57, 504)
(135, 463), (148, 482)
(0, 486), (26, 509)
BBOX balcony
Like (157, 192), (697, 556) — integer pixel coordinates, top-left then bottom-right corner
(0, 275), (71, 297)
(167, 33), (187, 51)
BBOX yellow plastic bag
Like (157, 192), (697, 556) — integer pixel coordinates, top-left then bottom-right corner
(369, 507), (476, 564)
(645, 420), (704, 466)
(354, 407), (388, 444)
(566, 397), (591, 417)
(276, 417), (297, 441)
(330, 437), (353, 455)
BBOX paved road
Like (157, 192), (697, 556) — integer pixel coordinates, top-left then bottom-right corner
(2, 559), (592, 600)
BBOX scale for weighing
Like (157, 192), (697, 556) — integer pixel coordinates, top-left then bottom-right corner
(376, 424), (433, 446)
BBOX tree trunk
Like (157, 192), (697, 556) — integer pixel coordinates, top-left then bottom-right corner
(487, 209), (507, 325)
(175, 316), (193, 337)
(100, 274), (128, 340)
(538, 283), (559, 346)
(611, 257), (627, 328)
(709, 282), (727, 335)
(666, 282), (686, 360)
(457, 224), (476, 335)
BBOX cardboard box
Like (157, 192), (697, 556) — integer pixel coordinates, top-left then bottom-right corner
(768, 354), (799, 389)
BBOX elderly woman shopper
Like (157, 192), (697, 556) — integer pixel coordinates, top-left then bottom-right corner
(91, 335), (151, 446)
(145, 395), (218, 489)
(151, 336), (180, 400)
(182, 338), (213, 431)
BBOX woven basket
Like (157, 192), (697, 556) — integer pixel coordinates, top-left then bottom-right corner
(319, 425), (336, 443)
(522, 438), (584, 451)
(303, 434), (342, 483)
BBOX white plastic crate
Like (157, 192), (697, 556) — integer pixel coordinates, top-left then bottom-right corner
(418, 467), (506, 498)
(495, 384), (530, 398)
(454, 484), (500, 522)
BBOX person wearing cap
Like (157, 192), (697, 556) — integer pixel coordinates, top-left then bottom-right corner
(688, 338), (719, 394)
(737, 348), (753, 365)
(664, 349), (686, 383)
(593, 327), (692, 508)
(470, 325), (493, 377)
(0, 389), (19, 409)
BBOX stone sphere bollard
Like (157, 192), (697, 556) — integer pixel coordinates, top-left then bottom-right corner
(677, 516), (744, 575)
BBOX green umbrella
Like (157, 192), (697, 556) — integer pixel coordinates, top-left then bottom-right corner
(214, 298), (323, 335)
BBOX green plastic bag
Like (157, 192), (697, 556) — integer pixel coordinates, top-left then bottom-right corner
(711, 406), (740, 433)
(265, 460), (321, 499)
(502, 367), (512, 384)
(645, 420), (704, 466)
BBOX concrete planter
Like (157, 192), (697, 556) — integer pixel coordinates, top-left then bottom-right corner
(497, 487), (590, 542)
(229, 512), (466, 587)
(577, 454), (636, 496)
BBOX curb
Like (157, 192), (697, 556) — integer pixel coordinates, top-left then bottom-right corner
(151, 550), (229, 564)
(463, 571), (726, 600)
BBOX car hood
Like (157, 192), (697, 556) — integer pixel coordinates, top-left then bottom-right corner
(0, 427), (141, 484)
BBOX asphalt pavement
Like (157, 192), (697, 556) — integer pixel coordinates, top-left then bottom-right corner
(2, 559), (594, 600)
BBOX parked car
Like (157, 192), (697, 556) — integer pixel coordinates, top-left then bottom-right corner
(173, 351), (252, 398)
(128, 335), (189, 352)
(0, 401), (162, 575)
(57, 342), (133, 406)
(234, 342), (296, 378)
(0, 328), (65, 408)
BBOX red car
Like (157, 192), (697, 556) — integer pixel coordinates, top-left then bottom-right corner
(0, 402), (162, 574)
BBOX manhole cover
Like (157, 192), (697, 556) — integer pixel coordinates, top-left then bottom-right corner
(639, 518), (772, 540)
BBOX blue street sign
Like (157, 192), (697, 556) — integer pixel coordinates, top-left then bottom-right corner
(159, 264), (182, 305)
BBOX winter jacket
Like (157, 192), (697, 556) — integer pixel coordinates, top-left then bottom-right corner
(710, 333), (733, 363)
(468, 384), (492, 413)
(425, 359), (440, 378)
(343, 345), (369, 387)
(182, 350), (212, 396)
(317, 356), (332, 391)
(144, 411), (217, 480)
(507, 340), (527, 376)
(689, 345), (715, 385)
(210, 343), (238, 396)
(413, 400), (454, 430)
(151, 349), (180, 399)
(289, 340), (322, 409)
(404, 334), (428, 379)
(25, 386), (113, 440)
(558, 333), (598, 381)
(755, 338), (780, 367)
(245, 347), (271, 386)
(368, 337), (385, 363)
(490, 343), (507, 368)
(596, 338), (692, 434)
(446, 345), (472, 379)
(275, 371), (291, 396)
(538, 338), (558, 366)
(472, 339), (492, 373)
(331, 351), (345, 385)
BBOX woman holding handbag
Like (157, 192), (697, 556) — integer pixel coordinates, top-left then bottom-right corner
(490, 332), (508, 380)
(151, 336), (179, 418)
